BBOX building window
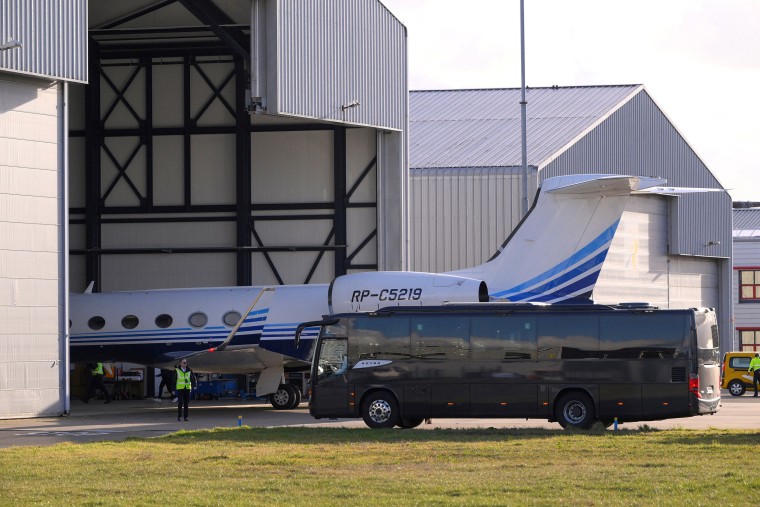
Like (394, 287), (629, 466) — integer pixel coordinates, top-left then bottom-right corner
(739, 270), (760, 301)
(739, 330), (760, 352)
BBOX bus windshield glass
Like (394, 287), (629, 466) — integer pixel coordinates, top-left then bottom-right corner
(316, 338), (348, 380)
(695, 310), (720, 364)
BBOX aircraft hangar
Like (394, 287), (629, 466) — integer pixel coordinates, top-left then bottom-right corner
(1, 0), (407, 418)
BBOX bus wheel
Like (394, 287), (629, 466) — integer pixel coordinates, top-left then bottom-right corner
(556, 392), (594, 430)
(728, 380), (746, 397)
(398, 418), (424, 429)
(270, 384), (296, 410)
(361, 391), (399, 429)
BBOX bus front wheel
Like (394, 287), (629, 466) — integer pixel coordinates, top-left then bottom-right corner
(398, 418), (424, 429)
(361, 391), (399, 429)
(556, 392), (595, 430)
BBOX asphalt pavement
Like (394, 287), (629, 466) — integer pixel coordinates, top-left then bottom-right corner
(0, 391), (758, 448)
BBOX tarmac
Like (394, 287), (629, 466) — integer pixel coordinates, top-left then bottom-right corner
(0, 390), (758, 448)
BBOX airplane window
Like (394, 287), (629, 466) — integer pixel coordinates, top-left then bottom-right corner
(122, 315), (139, 329)
(88, 316), (105, 330)
(189, 312), (208, 328)
(223, 311), (242, 327)
(155, 314), (173, 328)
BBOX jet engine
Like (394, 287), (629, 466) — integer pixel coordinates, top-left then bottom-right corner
(328, 271), (489, 314)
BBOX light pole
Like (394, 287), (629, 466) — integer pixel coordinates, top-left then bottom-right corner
(519, 0), (529, 216)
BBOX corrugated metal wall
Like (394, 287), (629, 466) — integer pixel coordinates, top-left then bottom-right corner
(0, 74), (65, 417)
(0, 0), (87, 83)
(733, 239), (760, 351)
(275, 0), (406, 131)
(410, 168), (536, 273)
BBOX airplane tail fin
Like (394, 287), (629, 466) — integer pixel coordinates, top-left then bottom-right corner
(450, 174), (665, 303)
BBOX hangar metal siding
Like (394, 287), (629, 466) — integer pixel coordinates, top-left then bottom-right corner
(0, 0), (88, 83)
(410, 167), (537, 273)
(733, 209), (760, 350)
(276, 0), (406, 130)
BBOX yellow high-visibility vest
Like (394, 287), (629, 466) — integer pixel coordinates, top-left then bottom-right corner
(92, 363), (104, 375)
(176, 369), (192, 390)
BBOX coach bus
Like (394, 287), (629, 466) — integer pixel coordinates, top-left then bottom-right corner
(299, 303), (721, 430)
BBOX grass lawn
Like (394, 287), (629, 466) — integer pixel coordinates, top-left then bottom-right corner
(0, 427), (757, 506)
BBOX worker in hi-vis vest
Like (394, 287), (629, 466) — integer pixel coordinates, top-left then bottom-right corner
(83, 362), (112, 404)
(749, 353), (760, 397)
(175, 359), (197, 421)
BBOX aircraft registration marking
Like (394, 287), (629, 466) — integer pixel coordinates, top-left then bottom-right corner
(351, 288), (422, 302)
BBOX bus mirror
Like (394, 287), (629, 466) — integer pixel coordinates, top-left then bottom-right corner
(295, 319), (339, 348)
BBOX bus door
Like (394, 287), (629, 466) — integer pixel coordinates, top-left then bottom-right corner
(312, 337), (352, 418)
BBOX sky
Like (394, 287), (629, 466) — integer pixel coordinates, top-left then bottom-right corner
(381, 0), (760, 201)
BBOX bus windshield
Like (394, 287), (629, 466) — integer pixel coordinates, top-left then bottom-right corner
(695, 310), (720, 364)
(316, 338), (348, 380)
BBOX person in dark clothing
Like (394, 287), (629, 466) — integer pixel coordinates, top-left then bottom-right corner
(83, 362), (112, 404)
(175, 359), (197, 421)
(154, 369), (175, 401)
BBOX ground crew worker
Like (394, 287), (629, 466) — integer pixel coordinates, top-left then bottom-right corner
(83, 362), (111, 404)
(175, 359), (197, 421)
(749, 353), (760, 397)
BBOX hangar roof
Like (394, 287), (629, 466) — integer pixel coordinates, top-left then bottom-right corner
(733, 208), (760, 239)
(409, 85), (642, 170)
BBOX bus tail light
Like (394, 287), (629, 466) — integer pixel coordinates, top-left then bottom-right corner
(689, 374), (701, 398)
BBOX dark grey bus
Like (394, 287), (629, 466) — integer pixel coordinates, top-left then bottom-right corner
(301, 303), (721, 429)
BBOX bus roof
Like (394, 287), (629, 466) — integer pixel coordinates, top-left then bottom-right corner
(322, 303), (713, 320)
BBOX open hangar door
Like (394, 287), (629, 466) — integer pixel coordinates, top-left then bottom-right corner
(68, 0), (407, 293)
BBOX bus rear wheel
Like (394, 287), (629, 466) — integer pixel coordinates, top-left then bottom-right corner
(361, 391), (399, 429)
(556, 392), (595, 430)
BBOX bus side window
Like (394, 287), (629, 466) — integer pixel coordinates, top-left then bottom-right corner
(537, 315), (600, 359)
(470, 316), (536, 360)
(600, 314), (687, 359)
(348, 316), (411, 361)
(411, 317), (470, 360)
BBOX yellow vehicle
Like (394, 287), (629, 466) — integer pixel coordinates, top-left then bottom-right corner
(721, 352), (757, 396)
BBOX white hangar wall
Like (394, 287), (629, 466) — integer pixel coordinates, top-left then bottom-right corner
(0, 74), (68, 418)
(0, 0), (86, 419)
